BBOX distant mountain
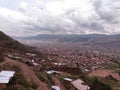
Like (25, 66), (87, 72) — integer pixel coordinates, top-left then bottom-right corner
(13, 34), (120, 52)
(13, 34), (120, 43)
(13, 34), (107, 42)
(0, 31), (40, 54)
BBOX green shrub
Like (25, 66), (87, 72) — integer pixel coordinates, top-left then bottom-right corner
(47, 74), (55, 85)
(89, 77), (112, 90)
(31, 81), (38, 89)
(36, 72), (46, 82)
(0, 54), (4, 62)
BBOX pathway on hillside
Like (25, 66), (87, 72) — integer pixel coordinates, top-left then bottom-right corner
(0, 57), (49, 90)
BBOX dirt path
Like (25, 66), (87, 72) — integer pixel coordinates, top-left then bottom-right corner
(88, 69), (120, 81)
(1, 57), (49, 90)
(52, 76), (66, 90)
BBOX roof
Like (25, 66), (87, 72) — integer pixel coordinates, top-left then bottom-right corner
(71, 79), (88, 90)
(0, 71), (15, 77)
(0, 76), (10, 84)
(64, 78), (73, 82)
(0, 71), (15, 84)
(51, 86), (60, 90)
(46, 70), (60, 74)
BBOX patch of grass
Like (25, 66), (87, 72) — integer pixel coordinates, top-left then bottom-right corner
(36, 72), (46, 82)
(46, 74), (55, 85)
(0, 54), (4, 62)
(105, 63), (119, 70)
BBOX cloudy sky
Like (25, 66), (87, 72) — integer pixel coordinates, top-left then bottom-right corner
(0, 0), (120, 36)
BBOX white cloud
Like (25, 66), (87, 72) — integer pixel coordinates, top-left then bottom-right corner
(19, 1), (28, 10)
(0, 0), (120, 36)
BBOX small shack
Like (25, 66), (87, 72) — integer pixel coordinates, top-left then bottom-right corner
(51, 86), (60, 90)
(0, 71), (15, 89)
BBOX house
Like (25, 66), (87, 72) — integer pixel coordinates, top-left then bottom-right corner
(7, 54), (21, 60)
(0, 71), (15, 89)
(71, 79), (89, 90)
(51, 86), (60, 90)
(46, 70), (60, 74)
(32, 60), (39, 66)
(26, 53), (36, 58)
(64, 78), (73, 82)
(0, 77), (10, 88)
(64, 78), (73, 85)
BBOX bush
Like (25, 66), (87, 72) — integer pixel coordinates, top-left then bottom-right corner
(0, 54), (4, 62)
(89, 77), (112, 90)
(36, 72), (46, 82)
(31, 81), (38, 89)
(47, 74), (55, 85)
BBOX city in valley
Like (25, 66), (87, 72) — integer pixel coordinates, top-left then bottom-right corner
(15, 34), (120, 90)
(0, 0), (120, 90)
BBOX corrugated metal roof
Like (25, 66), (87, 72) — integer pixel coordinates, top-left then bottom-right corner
(64, 78), (73, 81)
(0, 71), (15, 84)
(0, 71), (15, 77)
(46, 70), (60, 74)
(0, 76), (10, 84)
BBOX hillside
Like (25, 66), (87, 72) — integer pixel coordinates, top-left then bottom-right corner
(0, 31), (87, 90)
(0, 31), (41, 55)
(0, 31), (50, 90)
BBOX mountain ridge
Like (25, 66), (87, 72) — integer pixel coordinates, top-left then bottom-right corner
(13, 33), (120, 42)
